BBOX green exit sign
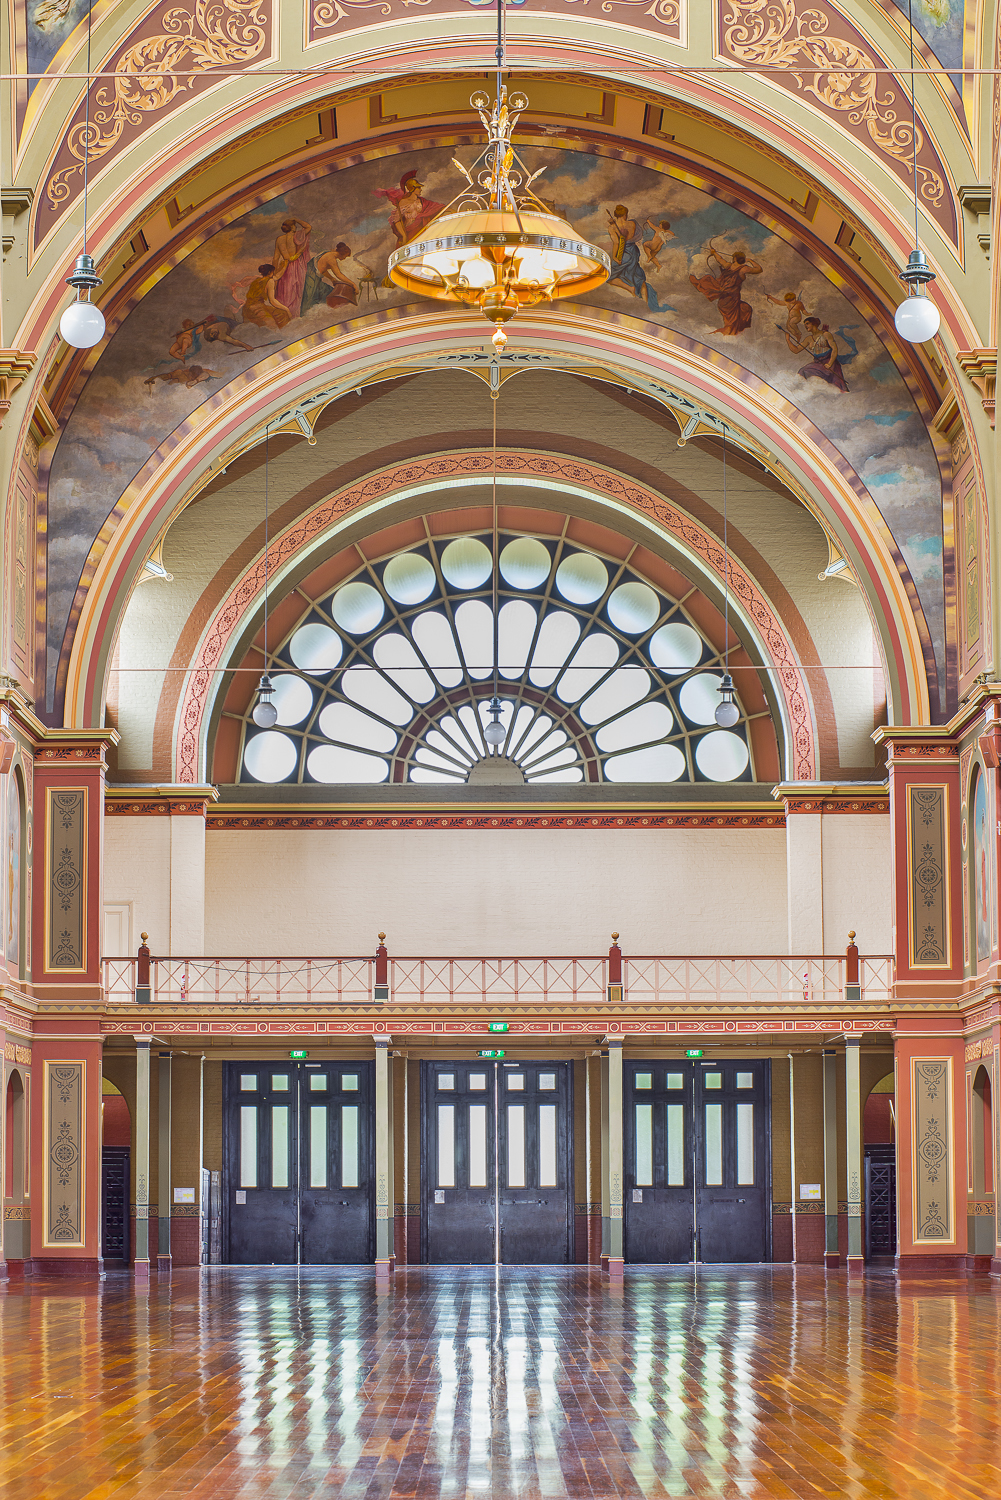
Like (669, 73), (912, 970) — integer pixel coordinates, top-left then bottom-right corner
(290, 1049), (309, 1060)
(477, 1049), (506, 1059)
(488, 1022), (509, 1033)
(685, 1048), (704, 1058)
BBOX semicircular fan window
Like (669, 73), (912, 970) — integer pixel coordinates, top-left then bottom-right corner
(239, 531), (754, 787)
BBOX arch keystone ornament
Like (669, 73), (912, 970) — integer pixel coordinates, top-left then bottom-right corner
(171, 452), (817, 784)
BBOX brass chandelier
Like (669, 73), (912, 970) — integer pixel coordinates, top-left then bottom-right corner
(387, 0), (610, 346)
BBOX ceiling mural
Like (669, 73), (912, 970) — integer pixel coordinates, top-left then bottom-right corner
(45, 145), (945, 709)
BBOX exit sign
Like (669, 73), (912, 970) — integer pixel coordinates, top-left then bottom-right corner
(685, 1048), (704, 1058)
(488, 1022), (508, 1033)
(290, 1049), (309, 1060)
(477, 1049), (506, 1059)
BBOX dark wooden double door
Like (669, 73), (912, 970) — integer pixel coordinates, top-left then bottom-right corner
(624, 1060), (771, 1263)
(223, 1062), (374, 1264)
(423, 1060), (572, 1264)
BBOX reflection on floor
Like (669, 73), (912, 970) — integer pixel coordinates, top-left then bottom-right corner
(1, 1266), (999, 1499)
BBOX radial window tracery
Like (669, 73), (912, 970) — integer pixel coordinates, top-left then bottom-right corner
(237, 529), (757, 787)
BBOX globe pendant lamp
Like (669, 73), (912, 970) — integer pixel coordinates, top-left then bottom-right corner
(60, 6), (106, 349)
(252, 428), (277, 727)
(894, 0), (940, 344)
(715, 428), (741, 729)
(387, 0), (609, 345)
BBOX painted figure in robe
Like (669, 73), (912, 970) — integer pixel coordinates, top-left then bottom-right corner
(689, 246), (762, 334)
(374, 173), (445, 246)
(272, 218), (313, 319)
(605, 206), (661, 309)
(786, 317), (848, 392)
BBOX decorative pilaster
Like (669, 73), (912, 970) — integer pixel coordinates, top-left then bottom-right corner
(374, 1038), (395, 1276)
(603, 1038), (624, 1278)
(134, 1040), (151, 1280)
(157, 1052), (172, 1273)
(823, 1048), (840, 1269)
(29, 1022), (103, 1274)
(845, 1035), (864, 1275)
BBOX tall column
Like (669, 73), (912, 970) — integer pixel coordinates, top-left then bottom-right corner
(134, 1040), (152, 1280)
(157, 1051), (172, 1272)
(374, 1039), (395, 1277)
(823, 1048), (840, 1269)
(845, 1033), (864, 1276)
(603, 1038), (624, 1278)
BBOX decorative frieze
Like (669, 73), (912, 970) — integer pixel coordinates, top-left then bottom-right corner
(206, 811), (786, 832)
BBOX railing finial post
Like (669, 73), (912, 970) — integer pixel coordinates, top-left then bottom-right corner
(607, 931), (622, 1002)
(845, 930), (861, 1004)
(375, 932), (389, 1003)
(136, 931), (151, 1006)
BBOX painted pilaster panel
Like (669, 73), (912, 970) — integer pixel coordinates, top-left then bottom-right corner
(911, 1058), (955, 1244)
(29, 1025), (103, 1271)
(894, 1027), (966, 1272)
(885, 741), (962, 1000)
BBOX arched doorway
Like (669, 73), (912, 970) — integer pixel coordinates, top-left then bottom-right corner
(101, 1078), (132, 1266)
(864, 1071), (896, 1262)
(3, 1069), (27, 1267)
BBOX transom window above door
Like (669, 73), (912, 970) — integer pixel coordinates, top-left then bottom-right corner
(237, 528), (757, 786)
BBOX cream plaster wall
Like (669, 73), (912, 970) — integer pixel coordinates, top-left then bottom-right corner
(202, 828), (789, 956)
(104, 817), (171, 953)
(820, 814), (892, 956)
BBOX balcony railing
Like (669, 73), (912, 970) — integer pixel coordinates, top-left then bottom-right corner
(102, 955), (892, 1007)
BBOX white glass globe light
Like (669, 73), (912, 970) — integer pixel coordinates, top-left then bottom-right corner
(894, 293), (940, 344)
(714, 699), (740, 728)
(252, 674), (278, 727)
(483, 718), (506, 746)
(60, 298), (106, 349)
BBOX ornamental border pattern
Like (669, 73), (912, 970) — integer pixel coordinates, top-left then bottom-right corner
(912, 1056), (954, 1244)
(102, 1016), (895, 1034)
(174, 451), (817, 784)
(205, 812), (786, 832)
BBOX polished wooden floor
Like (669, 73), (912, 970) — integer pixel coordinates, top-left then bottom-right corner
(1, 1267), (999, 1499)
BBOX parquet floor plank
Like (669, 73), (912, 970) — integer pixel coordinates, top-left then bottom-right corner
(2, 1267), (1000, 1499)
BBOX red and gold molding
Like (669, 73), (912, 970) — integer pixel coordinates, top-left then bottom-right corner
(774, 783), (889, 815)
(104, 1015), (894, 1037)
(205, 810), (786, 832)
(105, 786), (217, 817)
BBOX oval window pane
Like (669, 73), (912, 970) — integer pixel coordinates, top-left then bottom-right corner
(244, 730), (298, 783)
(529, 611), (580, 687)
(411, 611), (462, 688)
(580, 666), (650, 725)
(695, 730), (750, 781)
(289, 623), (342, 675)
(679, 672), (725, 726)
(509, 711), (552, 761)
(557, 633), (619, 703)
(441, 537), (492, 589)
(604, 745), (687, 782)
(341, 666), (416, 725)
(520, 729), (568, 768)
(382, 552), (436, 605)
(318, 702), (398, 754)
(409, 767), (462, 783)
(529, 767), (584, 784)
(524, 746), (578, 774)
(331, 581), (385, 635)
(498, 600), (537, 680)
(426, 730), (474, 766)
(454, 600), (494, 680)
(649, 621), (703, 672)
(607, 582), (659, 634)
(555, 552), (608, 605)
(307, 745), (389, 783)
(500, 537), (551, 589)
(271, 673), (313, 727)
(373, 633), (436, 702)
(415, 747), (468, 774)
(596, 701), (675, 752)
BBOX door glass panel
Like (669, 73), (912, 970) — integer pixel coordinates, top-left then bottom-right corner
(539, 1104), (558, 1186)
(342, 1075), (359, 1092)
(666, 1073), (684, 1089)
(309, 1074), (327, 1091)
(704, 1073), (722, 1090)
(240, 1106), (257, 1187)
(507, 1075), (525, 1091)
(438, 1104), (455, 1187)
(272, 1075), (289, 1091)
(438, 1074), (455, 1091)
(507, 1105), (526, 1186)
(469, 1073), (487, 1090)
(469, 1104), (488, 1187)
(705, 1103), (723, 1185)
(635, 1072), (653, 1090)
(736, 1072), (754, 1089)
(539, 1074), (557, 1090)
(736, 1103), (754, 1185)
(310, 1106), (327, 1187)
(635, 1104), (653, 1186)
(341, 1106), (359, 1188)
(667, 1104), (685, 1185)
(272, 1106), (289, 1188)
(240, 1074), (257, 1091)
